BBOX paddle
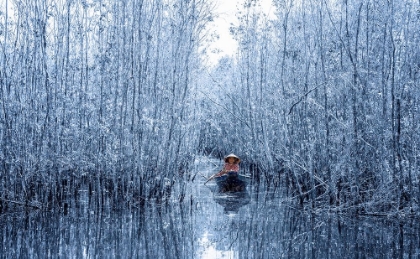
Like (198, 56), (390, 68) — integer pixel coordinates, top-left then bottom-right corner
(204, 171), (223, 185)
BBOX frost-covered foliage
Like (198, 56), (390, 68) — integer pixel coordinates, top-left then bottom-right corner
(200, 0), (420, 213)
(2, 0), (420, 215)
(0, 0), (213, 212)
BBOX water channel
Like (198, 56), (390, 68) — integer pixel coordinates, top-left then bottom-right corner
(1, 157), (419, 258)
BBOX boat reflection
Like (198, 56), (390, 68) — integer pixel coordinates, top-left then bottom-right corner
(212, 190), (251, 214)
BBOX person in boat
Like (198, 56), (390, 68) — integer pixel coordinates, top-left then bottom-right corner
(215, 153), (240, 177)
(215, 153), (244, 192)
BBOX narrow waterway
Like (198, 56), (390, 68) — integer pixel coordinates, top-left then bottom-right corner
(1, 157), (419, 258)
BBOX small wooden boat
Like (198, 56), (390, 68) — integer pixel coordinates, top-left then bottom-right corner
(215, 171), (250, 192)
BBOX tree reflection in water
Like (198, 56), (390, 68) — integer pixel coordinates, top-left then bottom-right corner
(1, 158), (419, 258)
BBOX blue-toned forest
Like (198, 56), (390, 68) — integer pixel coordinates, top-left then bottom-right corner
(1, 0), (420, 216)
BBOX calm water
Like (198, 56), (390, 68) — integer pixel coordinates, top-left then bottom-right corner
(1, 157), (419, 258)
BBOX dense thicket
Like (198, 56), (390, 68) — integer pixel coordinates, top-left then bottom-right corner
(201, 0), (420, 214)
(0, 0), (212, 212)
(2, 0), (420, 215)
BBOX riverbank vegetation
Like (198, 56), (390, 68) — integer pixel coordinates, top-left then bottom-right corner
(1, 0), (420, 216)
(201, 0), (420, 215)
(0, 0), (212, 212)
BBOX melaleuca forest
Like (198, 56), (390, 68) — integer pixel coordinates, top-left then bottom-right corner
(1, 0), (420, 258)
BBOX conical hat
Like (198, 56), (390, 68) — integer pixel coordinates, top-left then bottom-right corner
(224, 153), (240, 163)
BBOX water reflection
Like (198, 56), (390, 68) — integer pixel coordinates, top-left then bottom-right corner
(212, 191), (251, 214)
(2, 203), (419, 258)
(1, 157), (419, 258)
